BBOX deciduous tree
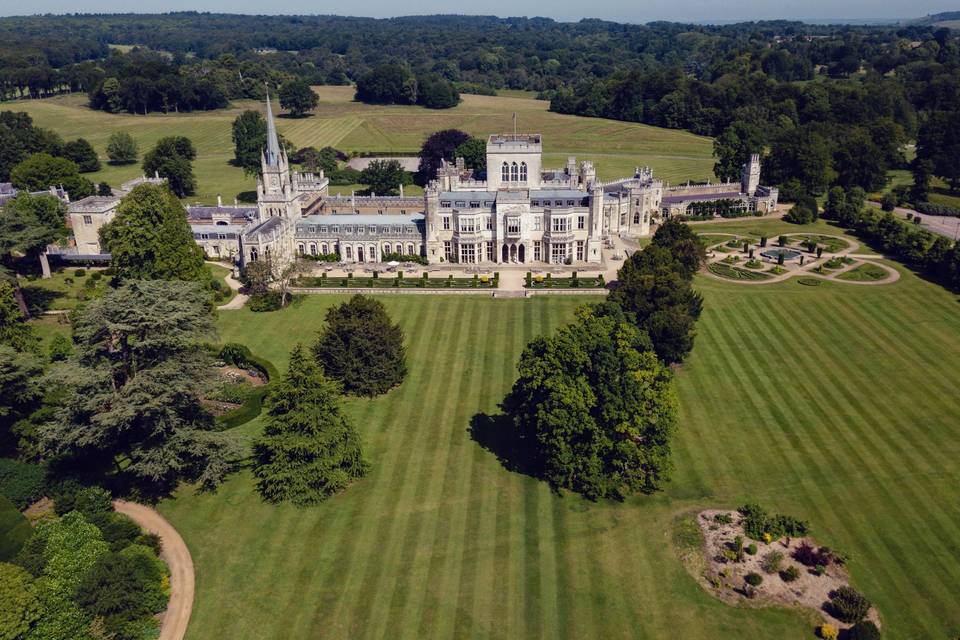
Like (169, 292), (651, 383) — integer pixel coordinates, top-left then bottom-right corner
(105, 131), (138, 165)
(279, 80), (319, 117)
(414, 128), (471, 185)
(142, 136), (197, 197)
(359, 159), (411, 196)
(99, 183), (208, 283)
(503, 305), (677, 499)
(9, 153), (94, 200)
(231, 109), (267, 175)
(63, 138), (100, 173)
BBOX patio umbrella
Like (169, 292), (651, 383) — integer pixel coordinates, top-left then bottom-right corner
(387, 261), (400, 267)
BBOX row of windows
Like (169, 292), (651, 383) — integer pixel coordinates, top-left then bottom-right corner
(195, 233), (236, 240)
(297, 242), (419, 257)
(328, 209), (408, 215)
(501, 161), (528, 183)
(438, 198), (589, 209)
(299, 224), (418, 235)
(440, 215), (587, 232)
(439, 240), (587, 264)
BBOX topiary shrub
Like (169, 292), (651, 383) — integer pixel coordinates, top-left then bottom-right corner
(746, 543), (758, 555)
(829, 586), (870, 623)
(744, 572), (763, 587)
(74, 268), (87, 277)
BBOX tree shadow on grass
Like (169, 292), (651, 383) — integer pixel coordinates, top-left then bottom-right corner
(21, 285), (64, 314)
(468, 412), (540, 479)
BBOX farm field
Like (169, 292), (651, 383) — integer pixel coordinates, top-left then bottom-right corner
(157, 250), (960, 639)
(11, 87), (715, 205)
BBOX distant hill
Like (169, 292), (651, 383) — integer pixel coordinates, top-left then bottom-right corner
(911, 11), (960, 28)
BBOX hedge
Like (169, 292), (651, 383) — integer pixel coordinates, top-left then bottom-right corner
(915, 201), (960, 217)
(0, 459), (47, 510)
(214, 344), (278, 430)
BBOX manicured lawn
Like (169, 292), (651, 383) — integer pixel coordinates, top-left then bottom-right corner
(13, 87), (714, 205)
(836, 262), (889, 281)
(19, 267), (110, 312)
(157, 267), (960, 639)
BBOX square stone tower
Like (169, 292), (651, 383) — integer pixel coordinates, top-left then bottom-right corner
(486, 134), (542, 190)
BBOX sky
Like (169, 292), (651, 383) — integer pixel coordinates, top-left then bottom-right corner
(0, 0), (950, 23)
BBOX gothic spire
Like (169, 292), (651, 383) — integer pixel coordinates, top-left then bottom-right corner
(264, 87), (281, 167)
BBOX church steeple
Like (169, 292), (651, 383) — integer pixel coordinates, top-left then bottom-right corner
(264, 88), (281, 167)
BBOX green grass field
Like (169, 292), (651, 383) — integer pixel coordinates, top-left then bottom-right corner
(11, 87), (714, 205)
(154, 238), (960, 639)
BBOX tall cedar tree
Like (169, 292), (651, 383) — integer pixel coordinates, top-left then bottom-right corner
(40, 281), (240, 495)
(504, 305), (677, 499)
(254, 344), (368, 505)
(100, 183), (209, 283)
(312, 294), (407, 396)
(414, 129), (471, 186)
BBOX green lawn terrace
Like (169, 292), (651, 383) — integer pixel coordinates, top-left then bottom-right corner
(148, 222), (960, 639)
(12, 87), (715, 205)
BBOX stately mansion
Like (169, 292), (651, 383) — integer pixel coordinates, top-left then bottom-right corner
(65, 96), (777, 268)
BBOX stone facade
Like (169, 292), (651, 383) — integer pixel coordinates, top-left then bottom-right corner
(241, 103), (777, 270)
(60, 94), (776, 270)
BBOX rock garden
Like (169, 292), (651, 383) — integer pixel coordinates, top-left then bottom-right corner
(681, 504), (882, 639)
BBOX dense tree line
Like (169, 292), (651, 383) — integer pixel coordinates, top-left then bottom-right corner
(823, 187), (960, 289)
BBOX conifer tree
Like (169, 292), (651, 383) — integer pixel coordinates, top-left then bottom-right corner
(254, 344), (368, 506)
(312, 295), (407, 396)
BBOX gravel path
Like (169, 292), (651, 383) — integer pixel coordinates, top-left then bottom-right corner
(114, 500), (194, 640)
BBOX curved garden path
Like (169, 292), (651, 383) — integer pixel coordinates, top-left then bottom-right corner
(700, 233), (899, 286)
(206, 261), (249, 310)
(113, 500), (194, 640)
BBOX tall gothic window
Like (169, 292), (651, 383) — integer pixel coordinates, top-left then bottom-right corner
(520, 162), (528, 182)
(501, 162), (509, 182)
(511, 162), (519, 182)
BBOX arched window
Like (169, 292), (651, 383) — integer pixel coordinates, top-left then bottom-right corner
(309, 243), (317, 255)
(345, 246), (352, 260)
(510, 162), (519, 182)
(407, 243), (414, 255)
(501, 162), (509, 182)
(368, 245), (376, 262)
(297, 243), (305, 254)
(633, 211), (640, 224)
(250, 248), (258, 262)
(395, 243), (402, 254)
(321, 243), (328, 254)
(519, 162), (527, 182)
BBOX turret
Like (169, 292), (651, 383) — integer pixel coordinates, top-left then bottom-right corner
(741, 153), (761, 197)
